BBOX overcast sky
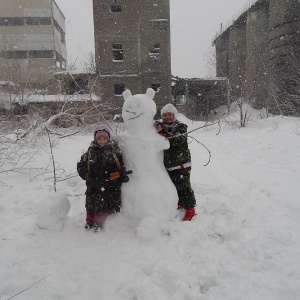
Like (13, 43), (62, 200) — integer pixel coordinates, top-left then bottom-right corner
(55, 0), (246, 78)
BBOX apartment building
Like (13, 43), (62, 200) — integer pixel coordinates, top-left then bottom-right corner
(0, 0), (67, 90)
(93, 0), (172, 109)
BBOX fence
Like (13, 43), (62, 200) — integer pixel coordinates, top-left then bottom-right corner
(212, 0), (259, 43)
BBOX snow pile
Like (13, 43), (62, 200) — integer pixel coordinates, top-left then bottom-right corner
(0, 92), (99, 104)
(37, 190), (71, 231)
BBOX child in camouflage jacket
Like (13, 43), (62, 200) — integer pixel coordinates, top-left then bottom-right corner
(77, 124), (129, 231)
(155, 104), (196, 221)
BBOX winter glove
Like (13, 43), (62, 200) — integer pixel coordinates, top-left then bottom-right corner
(120, 175), (129, 183)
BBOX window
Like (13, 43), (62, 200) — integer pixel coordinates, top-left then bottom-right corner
(0, 17), (51, 26)
(151, 84), (161, 92)
(15, 51), (27, 59)
(53, 19), (65, 43)
(55, 52), (66, 69)
(0, 17), (24, 26)
(0, 18), (9, 26)
(39, 17), (52, 25)
(26, 17), (51, 26)
(29, 50), (54, 59)
(112, 43), (123, 61)
(61, 32), (66, 43)
(53, 19), (60, 31)
(0, 51), (27, 59)
(25, 18), (39, 25)
(111, 5), (122, 12)
(175, 95), (186, 105)
(154, 43), (160, 50)
(114, 84), (125, 96)
(149, 43), (160, 58)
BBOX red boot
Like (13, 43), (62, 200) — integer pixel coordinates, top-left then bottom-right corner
(183, 208), (196, 221)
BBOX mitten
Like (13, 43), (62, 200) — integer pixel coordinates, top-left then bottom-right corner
(121, 175), (129, 183)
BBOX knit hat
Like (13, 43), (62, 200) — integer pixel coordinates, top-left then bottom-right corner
(161, 103), (178, 116)
(94, 124), (111, 141)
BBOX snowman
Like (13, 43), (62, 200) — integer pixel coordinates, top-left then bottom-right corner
(115, 88), (178, 235)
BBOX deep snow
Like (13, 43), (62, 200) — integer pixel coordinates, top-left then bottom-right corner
(1, 107), (300, 300)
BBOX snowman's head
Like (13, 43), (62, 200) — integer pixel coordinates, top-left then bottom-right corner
(122, 88), (156, 129)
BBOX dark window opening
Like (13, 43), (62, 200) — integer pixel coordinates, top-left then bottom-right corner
(149, 43), (160, 58)
(26, 17), (51, 25)
(61, 32), (65, 43)
(26, 18), (40, 25)
(0, 18), (9, 26)
(0, 17), (24, 26)
(112, 43), (123, 61)
(175, 95), (186, 105)
(15, 51), (27, 59)
(39, 17), (52, 25)
(53, 19), (60, 30)
(0, 17), (51, 26)
(55, 52), (66, 69)
(151, 83), (161, 92)
(29, 50), (54, 59)
(53, 19), (66, 44)
(114, 84), (125, 95)
(0, 51), (27, 59)
(111, 5), (122, 13)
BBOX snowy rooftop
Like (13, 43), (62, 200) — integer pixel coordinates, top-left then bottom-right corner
(0, 81), (15, 87)
(53, 70), (96, 76)
(0, 92), (99, 103)
(173, 77), (228, 82)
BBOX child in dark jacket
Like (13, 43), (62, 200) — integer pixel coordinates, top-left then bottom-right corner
(155, 104), (196, 221)
(77, 124), (129, 231)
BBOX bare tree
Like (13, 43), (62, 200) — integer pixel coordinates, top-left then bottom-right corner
(270, 52), (300, 116)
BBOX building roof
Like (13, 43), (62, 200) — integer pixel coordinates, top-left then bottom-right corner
(0, 81), (15, 87)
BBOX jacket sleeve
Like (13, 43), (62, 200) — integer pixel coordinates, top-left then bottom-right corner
(77, 151), (89, 180)
(164, 123), (188, 147)
(114, 145), (126, 173)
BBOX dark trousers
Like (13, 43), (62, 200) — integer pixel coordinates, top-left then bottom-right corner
(168, 168), (196, 209)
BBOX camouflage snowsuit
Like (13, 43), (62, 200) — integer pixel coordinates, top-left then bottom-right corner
(160, 120), (196, 209)
(77, 141), (126, 214)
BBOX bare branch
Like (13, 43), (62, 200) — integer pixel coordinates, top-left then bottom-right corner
(6, 274), (52, 300)
(188, 136), (212, 166)
(44, 125), (57, 192)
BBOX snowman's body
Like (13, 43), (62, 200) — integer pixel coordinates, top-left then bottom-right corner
(116, 89), (177, 226)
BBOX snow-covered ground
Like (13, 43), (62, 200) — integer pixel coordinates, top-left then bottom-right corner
(1, 108), (300, 300)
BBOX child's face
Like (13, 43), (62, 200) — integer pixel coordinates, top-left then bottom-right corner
(96, 136), (109, 147)
(162, 113), (175, 124)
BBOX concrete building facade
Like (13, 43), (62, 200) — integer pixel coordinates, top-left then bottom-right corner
(213, 0), (300, 115)
(0, 0), (67, 90)
(93, 0), (172, 110)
